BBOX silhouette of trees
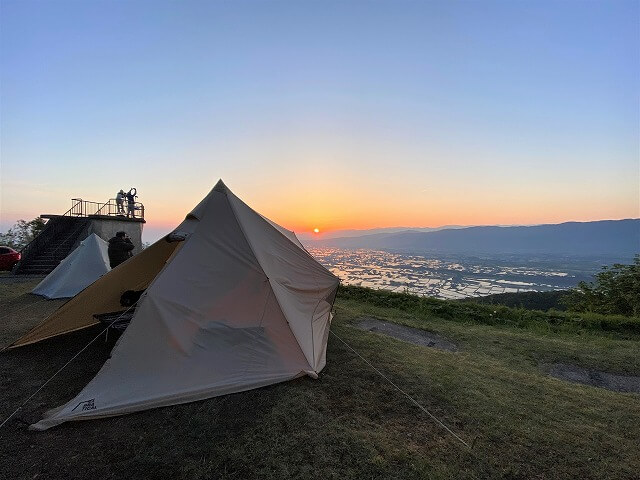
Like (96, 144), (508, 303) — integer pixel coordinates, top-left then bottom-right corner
(564, 256), (640, 316)
(0, 217), (46, 249)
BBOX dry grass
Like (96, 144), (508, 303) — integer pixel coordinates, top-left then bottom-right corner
(0, 275), (66, 348)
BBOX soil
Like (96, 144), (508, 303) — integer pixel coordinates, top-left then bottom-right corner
(544, 363), (640, 393)
(354, 316), (458, 352)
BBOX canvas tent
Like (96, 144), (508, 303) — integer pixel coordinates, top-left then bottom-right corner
(11, 180), (339, 431)
(32, 233), (111, 299)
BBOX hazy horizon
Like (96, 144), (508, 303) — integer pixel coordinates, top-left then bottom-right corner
(143, 214), (636, 245)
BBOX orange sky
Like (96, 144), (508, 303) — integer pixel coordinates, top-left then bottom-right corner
(2, 167), (638, 241)
(135, 174), (639, 240)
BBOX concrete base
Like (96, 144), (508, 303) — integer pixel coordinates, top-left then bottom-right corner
(79, 217), (144, 253)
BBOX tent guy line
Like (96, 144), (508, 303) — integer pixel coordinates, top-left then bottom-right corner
(328, 329), (471, 449)
(0, 303), (137, 429)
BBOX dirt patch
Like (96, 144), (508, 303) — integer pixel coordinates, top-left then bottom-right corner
(354, 317), (458, 352)
(544, 363), (640, 393)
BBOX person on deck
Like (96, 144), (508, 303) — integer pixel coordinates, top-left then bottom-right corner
(108, 231), (134, 268)
(126, 188), (137, 218)
(116, 190), (126, 215)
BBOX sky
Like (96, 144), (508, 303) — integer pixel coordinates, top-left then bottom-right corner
(1, 0), (638, 242)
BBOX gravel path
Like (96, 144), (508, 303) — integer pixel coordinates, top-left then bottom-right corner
(354, 317), (458, 352)
(544, 363), (640, 393)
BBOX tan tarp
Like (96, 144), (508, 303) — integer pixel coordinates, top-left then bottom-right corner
(26, 180), (339, 430)
(12, 240), (179, 348)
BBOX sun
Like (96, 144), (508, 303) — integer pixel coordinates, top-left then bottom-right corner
(313, 228), (320, 234)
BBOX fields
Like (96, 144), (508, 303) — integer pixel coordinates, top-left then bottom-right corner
(1, 279), (639, 479)
(307, 247), (600, 300)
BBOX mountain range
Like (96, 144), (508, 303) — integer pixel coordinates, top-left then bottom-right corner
(304, 219), (640, 258)
(295, 225), (465, 242)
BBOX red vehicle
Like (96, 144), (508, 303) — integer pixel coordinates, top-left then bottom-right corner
(0, 246), (21, 271)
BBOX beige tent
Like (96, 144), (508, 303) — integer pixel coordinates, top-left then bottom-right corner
(13, 180), (339, 430)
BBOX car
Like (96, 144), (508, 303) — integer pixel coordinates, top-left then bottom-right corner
(0, 246), (21, 271)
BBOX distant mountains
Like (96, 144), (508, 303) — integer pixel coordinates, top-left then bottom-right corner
(296, 225), (465, 242)
(305, 219), (640, 258)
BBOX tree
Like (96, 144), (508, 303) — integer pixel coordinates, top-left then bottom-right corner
(0, 218), (47, 250)
(563, 255), (640, 316)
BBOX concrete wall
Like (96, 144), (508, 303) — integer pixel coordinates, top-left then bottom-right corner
(78, 219), (144, 253)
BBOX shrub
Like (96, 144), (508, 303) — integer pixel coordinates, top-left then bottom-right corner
(563, 256), (640, 316)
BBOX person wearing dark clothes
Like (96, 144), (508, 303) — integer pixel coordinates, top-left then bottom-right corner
(126, 188), (137, 218)
(108, 231), (134, 268)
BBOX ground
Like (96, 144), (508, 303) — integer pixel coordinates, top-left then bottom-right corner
(0, 278), (639, 479)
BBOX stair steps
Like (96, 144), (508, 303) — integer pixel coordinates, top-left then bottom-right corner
(15, 217), (89, 275)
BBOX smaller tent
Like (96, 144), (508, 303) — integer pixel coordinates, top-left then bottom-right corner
(32, 233), (111, 299)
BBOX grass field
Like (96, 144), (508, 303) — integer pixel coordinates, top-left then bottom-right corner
(1, 280), (639, 479)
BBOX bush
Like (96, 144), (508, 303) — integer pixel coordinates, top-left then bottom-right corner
(563, 256), (640, 316)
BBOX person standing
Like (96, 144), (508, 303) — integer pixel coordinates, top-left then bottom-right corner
(107, 231), (134, 268)
(116, 190), (125, 215)
(126, 188), (137, 218)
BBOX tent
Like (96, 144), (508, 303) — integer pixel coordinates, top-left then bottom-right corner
(32, 233), (111, 299)
(12, 180), (339, 431)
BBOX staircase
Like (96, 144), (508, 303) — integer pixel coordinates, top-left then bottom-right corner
(14, 217), (89, 275)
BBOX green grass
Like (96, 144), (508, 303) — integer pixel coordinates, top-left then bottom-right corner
(340, 285), (640, 337)
(0, 281), (638, 479)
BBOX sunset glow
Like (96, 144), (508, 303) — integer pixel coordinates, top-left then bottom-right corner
(1, 1), (638, 243)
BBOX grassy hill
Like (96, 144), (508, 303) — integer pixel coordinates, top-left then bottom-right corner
(1, 281), (639, 479)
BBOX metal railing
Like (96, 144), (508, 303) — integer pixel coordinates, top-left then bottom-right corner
(13, 197), (145, 273)
(65, 198), (145, 220)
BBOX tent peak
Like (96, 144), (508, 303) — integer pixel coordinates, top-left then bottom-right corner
(183, 179), (228, 222)
(213, 179), (227, 193)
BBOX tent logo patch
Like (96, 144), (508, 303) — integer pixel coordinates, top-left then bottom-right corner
(72, 399), (97, 412)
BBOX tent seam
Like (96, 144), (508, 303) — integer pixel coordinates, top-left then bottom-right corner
(224, 188), (316, 370)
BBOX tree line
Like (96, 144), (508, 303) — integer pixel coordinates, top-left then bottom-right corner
(0, 218), (46, 249)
